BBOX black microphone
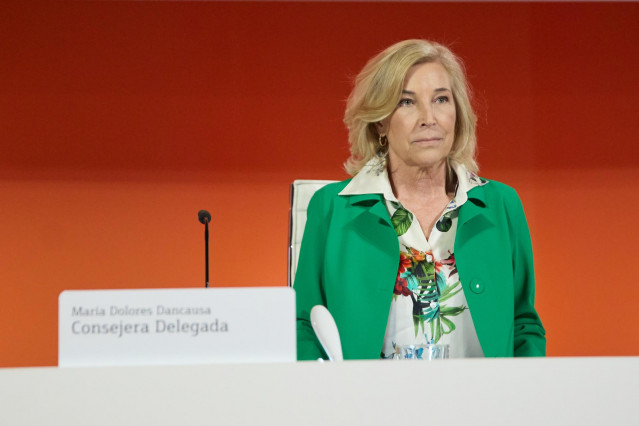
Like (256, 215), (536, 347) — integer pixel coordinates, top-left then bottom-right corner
(198, 210), (211, 288)
(198, 210), (211, 225)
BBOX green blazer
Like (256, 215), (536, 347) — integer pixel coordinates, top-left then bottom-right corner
(295, 178), (546, 360)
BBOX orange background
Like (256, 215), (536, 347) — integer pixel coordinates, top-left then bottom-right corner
(1, 1), (638, 367)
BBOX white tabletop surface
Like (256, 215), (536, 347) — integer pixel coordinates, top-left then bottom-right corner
(1, 357), (637, 425)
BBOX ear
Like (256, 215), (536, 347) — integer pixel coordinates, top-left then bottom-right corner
(375, 120), (386, 135)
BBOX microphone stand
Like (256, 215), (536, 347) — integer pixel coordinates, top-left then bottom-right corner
(198, 210), (212, 288)
(204, 218), (209, 288)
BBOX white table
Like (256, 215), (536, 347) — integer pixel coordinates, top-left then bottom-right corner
(1, 357), (636, 425)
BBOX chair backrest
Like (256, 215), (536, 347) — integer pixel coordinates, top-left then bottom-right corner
(288, 179), (337, 287)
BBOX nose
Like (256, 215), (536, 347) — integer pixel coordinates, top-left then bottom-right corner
(419, 104), (436, 127)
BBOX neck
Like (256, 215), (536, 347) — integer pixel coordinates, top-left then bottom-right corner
(388, 160), (453, 202)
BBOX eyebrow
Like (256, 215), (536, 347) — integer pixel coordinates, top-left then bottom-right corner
(402, 88), (451, 95)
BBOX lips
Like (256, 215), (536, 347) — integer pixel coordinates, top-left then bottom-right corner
(412, 137), (442, 143)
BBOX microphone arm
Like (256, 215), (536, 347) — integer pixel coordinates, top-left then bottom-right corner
(198, 210), (212, 288)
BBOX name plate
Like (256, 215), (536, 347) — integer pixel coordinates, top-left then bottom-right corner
(58, 287), (296, 367)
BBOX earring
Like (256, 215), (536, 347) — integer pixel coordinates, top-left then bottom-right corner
(378, 134), (387, 148)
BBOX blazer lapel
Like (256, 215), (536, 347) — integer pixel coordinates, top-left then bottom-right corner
(334, 193), (398, 358)
(458, 184), (490, 226)
(341, 193), (398, 293)
(345, 193), (393, 227)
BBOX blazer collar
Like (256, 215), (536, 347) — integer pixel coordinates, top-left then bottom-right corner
(338, 163), (493, 229)
(459, 183), (492, 226)
(344, 193), (393, 228)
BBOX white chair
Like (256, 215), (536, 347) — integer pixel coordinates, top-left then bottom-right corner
(288, 180), (337, 287)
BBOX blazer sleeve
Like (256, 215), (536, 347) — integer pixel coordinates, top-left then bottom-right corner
(507, 189), (547, 356)
(294, 189), (329, 361)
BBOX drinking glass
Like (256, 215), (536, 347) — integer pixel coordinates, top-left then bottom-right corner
(393, 343), (449, 360)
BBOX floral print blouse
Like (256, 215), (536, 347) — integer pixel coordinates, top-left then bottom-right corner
(339, 158), (486, 358)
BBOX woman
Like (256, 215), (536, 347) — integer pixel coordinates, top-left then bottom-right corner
(295, 39), (545, 360)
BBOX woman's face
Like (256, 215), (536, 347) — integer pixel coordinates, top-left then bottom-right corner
(379, 62), (456, 173)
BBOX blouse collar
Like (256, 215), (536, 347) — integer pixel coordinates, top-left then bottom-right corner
(339, 156), (487, 208)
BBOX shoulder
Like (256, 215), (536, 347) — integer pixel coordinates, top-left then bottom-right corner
(480, 178), (517, 196)
(475, 178), (531, 236)
(307, 179), (352, 207)
(314, 179), (352, 196)
(472, 178), (524, 209)
(465, 178), (529, 229)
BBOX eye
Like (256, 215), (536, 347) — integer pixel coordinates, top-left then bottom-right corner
(398, 98), (414, 107)
(434, 96), (450, 104)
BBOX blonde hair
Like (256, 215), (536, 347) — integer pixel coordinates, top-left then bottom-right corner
(343, 39), (478, 176)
